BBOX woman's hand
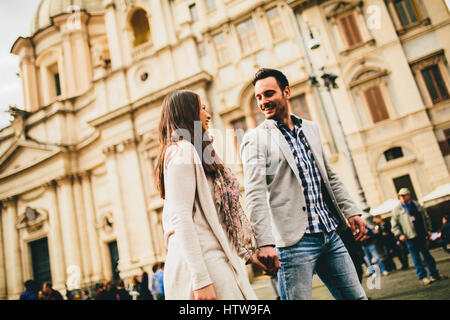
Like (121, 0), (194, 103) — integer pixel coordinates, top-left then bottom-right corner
(193, 284), (217, 300)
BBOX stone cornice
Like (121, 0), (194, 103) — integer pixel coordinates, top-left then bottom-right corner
(89, 70), (213, 128)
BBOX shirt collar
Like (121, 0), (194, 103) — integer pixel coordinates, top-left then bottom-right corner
(276, 114), (303, 130)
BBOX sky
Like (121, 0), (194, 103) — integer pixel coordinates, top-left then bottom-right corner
(0, 0), (41, 130)
(0, 0), (450, 130)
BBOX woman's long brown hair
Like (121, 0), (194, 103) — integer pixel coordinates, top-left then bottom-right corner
(154, 90), (223, 199)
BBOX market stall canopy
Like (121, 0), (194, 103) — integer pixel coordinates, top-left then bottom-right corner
(421, 183), (450, 208)
(370, 199), (399, 217)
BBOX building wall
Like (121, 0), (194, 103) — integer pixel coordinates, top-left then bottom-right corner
(0, 0), (449, 299)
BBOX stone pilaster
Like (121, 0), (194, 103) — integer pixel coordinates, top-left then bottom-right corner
(80, 172), (104, 284)
(1, 197), (23, 299)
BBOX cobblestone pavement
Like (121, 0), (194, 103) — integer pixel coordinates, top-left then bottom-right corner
(251, 247), (450, 300)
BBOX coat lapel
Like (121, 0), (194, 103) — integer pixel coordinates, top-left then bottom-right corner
(263, 119), (301, 183)
(301, 121), (326, 179)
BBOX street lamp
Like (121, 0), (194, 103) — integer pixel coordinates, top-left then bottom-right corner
(307, 34), (371, 214)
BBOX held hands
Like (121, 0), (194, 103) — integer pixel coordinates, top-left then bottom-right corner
(348, 215), (366, 241)
(251, 246), (280, 276)
(192, 284), (217, 300)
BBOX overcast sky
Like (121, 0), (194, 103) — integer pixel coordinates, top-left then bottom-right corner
(0, 0), (41, 129)
(0, 0), (449, 130)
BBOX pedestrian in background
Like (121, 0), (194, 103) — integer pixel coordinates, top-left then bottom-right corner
(96, 280), (117, 300)
(40, 281), (63, 300)
(441, 215), (450, 253)
(151, 262), (165, 300)
(373, 214), (409, 270)
(361, 224), (390, 277)
(115, 280), (132, 300)
(138, 271), (154, 300)
(19, 280), (38, 300)
(391, 188), (448, 285)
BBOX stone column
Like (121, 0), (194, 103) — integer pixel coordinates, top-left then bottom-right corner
(20, 56), (40, 112)
(1, 197), (23, 299)
(55, 176), (83, 282)
(46, 181), (66, 291)
(80, 172), (103, 284)
(103, 146), (132, 273)
(104, 0), (125, 70)
(72, 174), (92, 285)
(0, 202), (7, 299)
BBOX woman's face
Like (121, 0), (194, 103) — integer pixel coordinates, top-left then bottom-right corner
(199, 98), (211, 131)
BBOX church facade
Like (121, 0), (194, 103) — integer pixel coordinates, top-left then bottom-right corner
(0, 0), (449, 299)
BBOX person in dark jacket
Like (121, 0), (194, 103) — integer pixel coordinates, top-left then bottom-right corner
(19, 280), (38, 300)
(115, 280), (131, 300)
(138, 271), (154, 300)
(441, 215), (450, 253)
(40, 281), (63, 300)
(391, 188), (448, 285)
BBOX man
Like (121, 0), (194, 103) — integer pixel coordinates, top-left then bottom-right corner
(41, 281), (63, 300)
(373, 214), (409, 270)
(19, 280), (38, 300)
(240, 68), (367, 300)
(391, 188), (447, 285)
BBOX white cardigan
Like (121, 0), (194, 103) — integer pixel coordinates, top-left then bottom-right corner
(162, 140), (257, 300)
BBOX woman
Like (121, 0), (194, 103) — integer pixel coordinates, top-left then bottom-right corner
(155, 90), (258, 300)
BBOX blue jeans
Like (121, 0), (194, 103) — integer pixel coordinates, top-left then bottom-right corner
(276, 231), (367, 300)
(405, 237), (439, 280)
(362, 243), (387, 274)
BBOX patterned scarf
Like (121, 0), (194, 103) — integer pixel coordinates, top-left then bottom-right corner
(213, 167), (256, 257)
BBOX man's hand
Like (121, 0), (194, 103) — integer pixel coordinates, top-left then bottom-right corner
(256, 246), (280, 275)
(399, 235), (407, 242)
(348, 215), (366, 241)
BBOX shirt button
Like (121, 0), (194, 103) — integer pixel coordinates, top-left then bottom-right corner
(302, 206), (306, 211)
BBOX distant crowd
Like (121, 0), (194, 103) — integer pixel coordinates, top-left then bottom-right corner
(19, 262), (165, 301)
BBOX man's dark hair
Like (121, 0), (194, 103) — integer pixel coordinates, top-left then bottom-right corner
(252, 68), (289, 91)
(24, 279), (35, 291)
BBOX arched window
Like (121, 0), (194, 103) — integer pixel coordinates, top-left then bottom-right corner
(130, 9), (151, 47)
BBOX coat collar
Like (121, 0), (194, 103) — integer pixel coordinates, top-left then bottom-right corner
(262, 115), (325, 179)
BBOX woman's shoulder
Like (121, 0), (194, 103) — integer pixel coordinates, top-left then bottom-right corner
(165, 140), (199, 168)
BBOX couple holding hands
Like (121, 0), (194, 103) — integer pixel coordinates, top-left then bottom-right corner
(155, 68), (368, 300)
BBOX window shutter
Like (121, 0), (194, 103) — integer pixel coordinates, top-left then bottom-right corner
(422, 65), (449, 104)
(339, 14), (362, 47)
(364, 86), (389, 123)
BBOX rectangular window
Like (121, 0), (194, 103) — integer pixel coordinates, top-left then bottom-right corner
(364, 86), (389, 123)
(231, 117), (247, 146)
(339, 13), (362, 47)
(394, 0), (419, 27)
(384, 147), (404, 161)
(291, 94), (312, 120)
(439, 128), (450, 156)
(54, 73), (61, 96)
(267, 7), (285, 41)
(421, 65), (449, 104)
(213, 32), (230, 65)
(236, 18), (259, 55)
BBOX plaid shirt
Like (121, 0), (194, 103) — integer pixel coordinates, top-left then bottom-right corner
(276, 115), (338, 234)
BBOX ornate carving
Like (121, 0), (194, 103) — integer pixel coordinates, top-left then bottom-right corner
(16, 207), (48, 233)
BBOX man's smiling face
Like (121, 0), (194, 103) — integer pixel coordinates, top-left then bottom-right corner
(254, 76), (290, 121)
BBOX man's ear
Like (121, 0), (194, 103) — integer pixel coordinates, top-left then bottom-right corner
(283, 86), (291, 99)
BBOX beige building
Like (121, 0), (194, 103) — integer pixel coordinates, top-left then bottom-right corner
(0, 0), (449, 299)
